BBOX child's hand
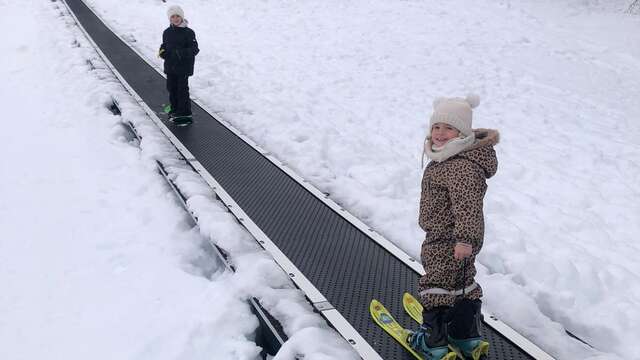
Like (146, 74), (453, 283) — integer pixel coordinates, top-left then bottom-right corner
(454, 242), (473, 260)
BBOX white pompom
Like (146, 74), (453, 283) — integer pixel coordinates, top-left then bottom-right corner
(433, 97), (447, 109)
(466, 94), (480, 108)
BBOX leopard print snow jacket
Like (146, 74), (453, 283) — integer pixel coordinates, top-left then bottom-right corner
(418, 129), (499, 251)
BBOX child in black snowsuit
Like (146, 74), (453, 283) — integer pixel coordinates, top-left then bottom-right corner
(159, 5), (199, 122)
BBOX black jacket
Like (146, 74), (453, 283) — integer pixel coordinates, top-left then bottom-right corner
(159, 25), (199, 76)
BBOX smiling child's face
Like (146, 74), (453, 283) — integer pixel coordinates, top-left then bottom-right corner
(170, 14), (183, 26)
(431, 123), (460, 147)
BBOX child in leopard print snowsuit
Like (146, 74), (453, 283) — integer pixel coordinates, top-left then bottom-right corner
(408, 95), (499, 360)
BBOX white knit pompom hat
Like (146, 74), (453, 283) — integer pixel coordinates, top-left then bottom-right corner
(429, 94), (480, 137)
(167, 5), (184, 20)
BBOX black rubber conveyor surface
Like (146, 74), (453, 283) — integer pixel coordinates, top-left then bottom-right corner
(64, 1), (535, 359)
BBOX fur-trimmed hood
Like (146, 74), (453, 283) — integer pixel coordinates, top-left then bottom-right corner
(457, 128), (499, 178)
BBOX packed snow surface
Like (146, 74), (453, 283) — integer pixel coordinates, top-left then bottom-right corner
(2, 0), (639, 359)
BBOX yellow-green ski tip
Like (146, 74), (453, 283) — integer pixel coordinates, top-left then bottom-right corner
(442, 352), (458, 360)
(470, 341), (490, 360)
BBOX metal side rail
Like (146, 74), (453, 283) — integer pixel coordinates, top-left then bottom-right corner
(156, 153), (288, 359)
(108, 99), (287, 358)
(62, 0), (555, 359)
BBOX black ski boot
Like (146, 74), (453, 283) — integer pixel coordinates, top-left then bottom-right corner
(408, 307), (456, 360)
(447, 299), (489, 360)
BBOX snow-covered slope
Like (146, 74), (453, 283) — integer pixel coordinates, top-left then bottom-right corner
(79, 0), (640, 358)
(2, 0), (639, 358)
(0, 1), (356, 359)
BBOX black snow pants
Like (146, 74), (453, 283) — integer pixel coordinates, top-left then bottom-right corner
(166, 73), (191, 116)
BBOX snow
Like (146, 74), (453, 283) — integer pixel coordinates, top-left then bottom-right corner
(2, 0), (639, 359)
(0, 1), (356, 360)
